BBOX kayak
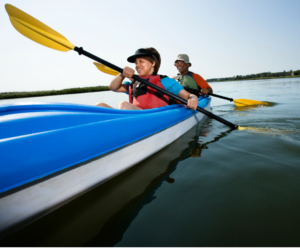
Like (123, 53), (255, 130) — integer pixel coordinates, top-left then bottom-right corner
(0, 96), (211, 238)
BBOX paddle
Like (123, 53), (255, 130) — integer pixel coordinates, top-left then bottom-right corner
(94, 63), (267, 107)
(209, 95), (267, 107)
(5, 4), (239, 130)
(183, 87), (268, 107)
(211, 95), (268, 107)
(93, 63), (119, 76)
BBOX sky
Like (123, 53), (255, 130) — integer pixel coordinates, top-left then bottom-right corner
(1, 0), (299, 92)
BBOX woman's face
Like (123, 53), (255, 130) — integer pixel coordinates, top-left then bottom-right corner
(135, 58), (155, 76)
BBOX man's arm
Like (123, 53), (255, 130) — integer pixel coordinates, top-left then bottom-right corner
(193, 73), (213, 95)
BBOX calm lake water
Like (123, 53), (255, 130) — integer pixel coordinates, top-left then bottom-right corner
(1, 78), (300, 247)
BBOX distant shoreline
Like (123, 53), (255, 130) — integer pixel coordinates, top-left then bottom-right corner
(0, 86), (109, 100)
(207, 74), (300, 83)
(2, 75), (300, 100)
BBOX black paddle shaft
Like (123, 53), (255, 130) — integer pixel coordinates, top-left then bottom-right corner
(209, 93), (233, 101)
(183, 86), (233, 101)
(74, 47), (238, 130)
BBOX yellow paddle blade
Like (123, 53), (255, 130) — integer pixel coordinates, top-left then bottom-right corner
(233, 99), (268, 107)
(238, 126), (292, 134)
(5, 4), (75, 52)
(93, 62), (119, 76)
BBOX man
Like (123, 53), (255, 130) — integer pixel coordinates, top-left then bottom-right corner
(174, 54), (213, 96)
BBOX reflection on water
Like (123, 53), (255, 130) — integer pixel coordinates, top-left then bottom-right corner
(110, 78), (300, 247)
(84, 118), (236, 247)
(239, 126), (293, 135)
(185, 128), (233, 159)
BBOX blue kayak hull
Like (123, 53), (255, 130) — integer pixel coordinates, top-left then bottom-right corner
(0, 96), (211, 238)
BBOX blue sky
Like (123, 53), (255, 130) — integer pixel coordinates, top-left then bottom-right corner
(1, 0), (299, 92)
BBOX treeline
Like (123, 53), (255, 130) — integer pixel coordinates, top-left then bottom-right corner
(207, 70), (300, 82)
(0, 86), (109, 100)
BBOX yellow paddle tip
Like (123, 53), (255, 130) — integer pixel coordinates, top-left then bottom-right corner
(5, 4), (75, 52)
(93, 62), (119, 76)
(5, 4), (13, 12)
(233, 99), (268, 107)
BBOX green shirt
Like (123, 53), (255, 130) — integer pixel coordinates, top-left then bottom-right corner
(174, 71), (200, 90)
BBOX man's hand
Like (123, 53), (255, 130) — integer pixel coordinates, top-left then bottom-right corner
(200, 88), (209, 95)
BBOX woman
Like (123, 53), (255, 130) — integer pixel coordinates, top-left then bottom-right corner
(96, 47), (199, 110)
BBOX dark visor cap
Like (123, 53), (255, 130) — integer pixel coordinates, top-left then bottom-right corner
(127, 49), (158, 63)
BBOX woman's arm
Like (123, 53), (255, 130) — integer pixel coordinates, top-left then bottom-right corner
(109, 67), (135, 93)
(160, 77), (199, 110)
(109, 73), (128, 93)
(178, 89), (199, 110)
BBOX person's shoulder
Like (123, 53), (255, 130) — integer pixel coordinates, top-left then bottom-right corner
(191, 72), (201, 77)
(160, 74), (181, 79)
(160, 75), (182, 87)
(160, 75), (177, 83)
(159, 75), (183, 94)
(192, 73), (206, 80)
(185, 71), (194, 76)
(160, 75), (169, 79)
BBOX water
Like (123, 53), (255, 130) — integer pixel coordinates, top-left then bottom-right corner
(0, 90), (128, 108)
(1, 78), (300, 247)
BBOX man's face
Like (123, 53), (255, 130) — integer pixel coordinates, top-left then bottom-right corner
(175, 60), (189, 74)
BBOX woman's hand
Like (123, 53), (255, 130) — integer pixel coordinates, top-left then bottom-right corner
(122, 66), (135, 80)
(186, 94), (199, 110)
(109, 66), (135, 92)
(178, 90), (199, 110)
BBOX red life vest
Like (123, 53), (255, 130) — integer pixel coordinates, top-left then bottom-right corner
(128, 75), (170, 110)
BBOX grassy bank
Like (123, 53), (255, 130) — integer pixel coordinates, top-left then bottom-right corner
(207, 75), (300, 83)
(0, 86), (109, 100)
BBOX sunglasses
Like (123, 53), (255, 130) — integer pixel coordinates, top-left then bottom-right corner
(174, 61), (185, 66)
